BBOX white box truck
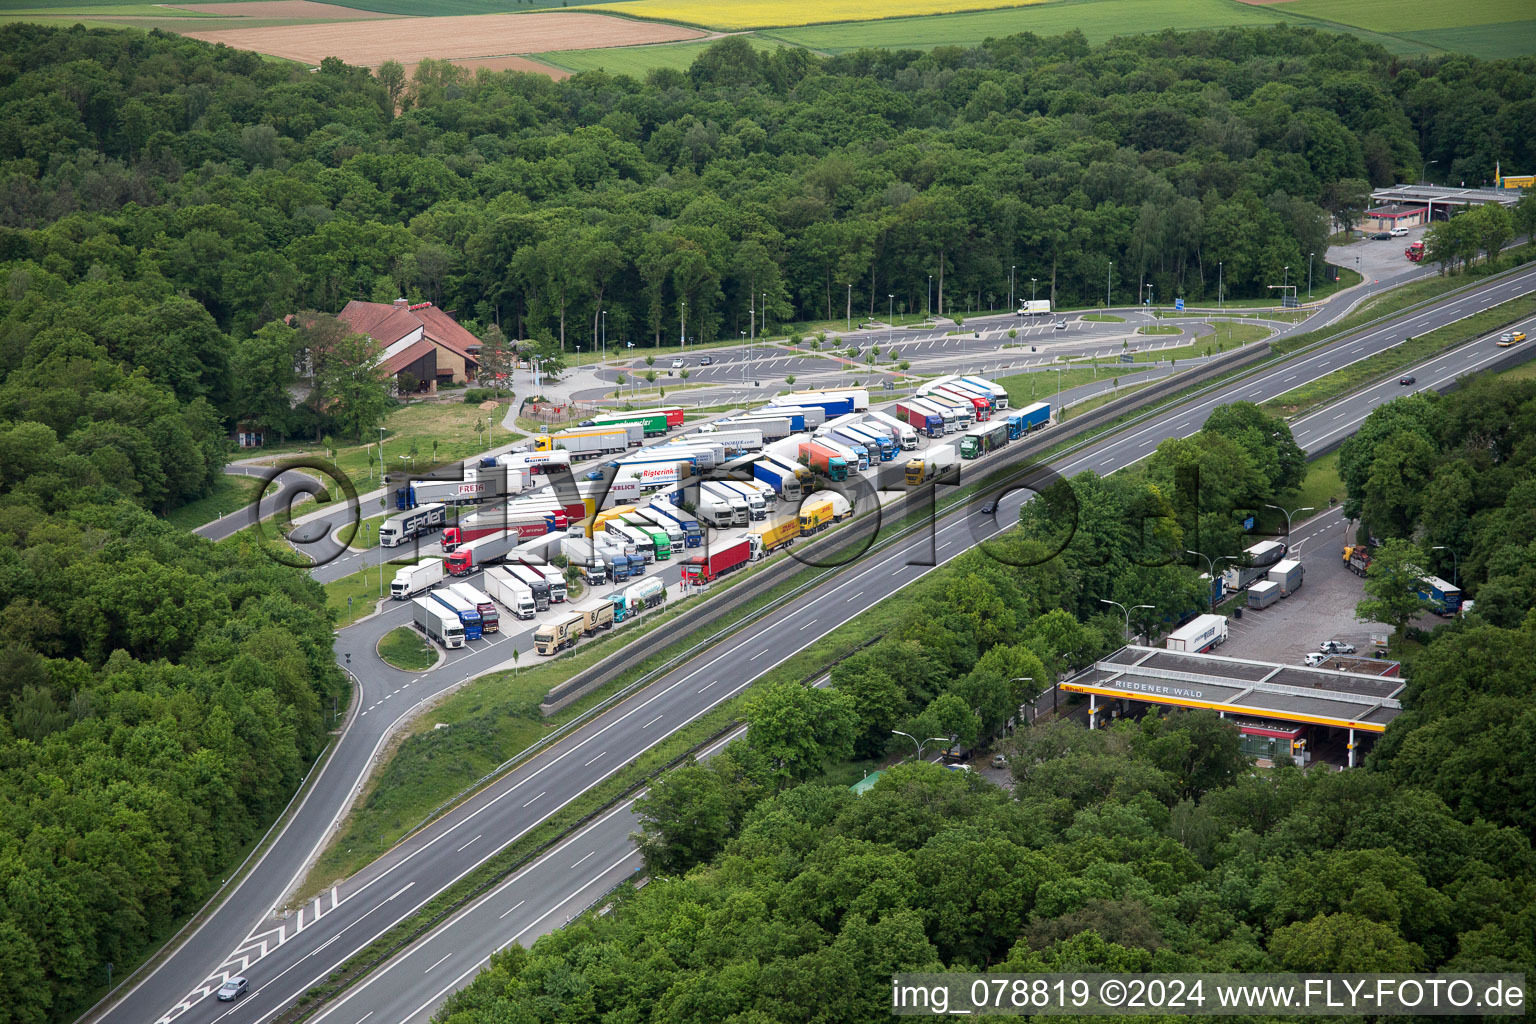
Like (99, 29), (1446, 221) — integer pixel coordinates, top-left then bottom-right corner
(390, 558), (443, 600)
(483, 565), (537, 619)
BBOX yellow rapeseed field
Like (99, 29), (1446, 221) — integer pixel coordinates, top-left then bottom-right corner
(574, 0), (1048, 30)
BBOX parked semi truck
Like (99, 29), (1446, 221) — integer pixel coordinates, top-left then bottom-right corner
(1220, 540), (1290, 592)
(683, 538), (751, 584)
(925, 395), (973, 431)
(750, 456), (808, 501)
(535, 426), (632, 458)
(959, 421), (1008, 459)
(390, 558), (443, 600)
(605, 521), (659, 561)
(865, 409), (920, 449)
(798, 441), (849, 481)
(378, 502), (448, 547)
(700, 482), (750, 525)
(430, 589), (483, 641)
(763, 404), (825, 429)
(1247, 580), (1281, 609)
(905, 446), (958, 486)
(393, 473), (511, 510)
(932, 384), (991, 421)
(572, 598), (615, 636)
(895, 400), (944, 438)
(749, 517), (800, 558)
(958, 375), (1010, 410)
(507, 562), (551, 610)
(1165, 614), (1228, 653)
(645, 501), (703, 547)
(799, 492), (851, 533)
(448, 582), (499, 633)
(412, 596), (464, 648)
(818, 435), (868, 471)
(1014, 401), (1050, 434)
(589, 406), (684, 434)
(534, 611), (585, 656)
(560, 537), (610, 585)
(609, 576), (665, 622)
(626, 508), (684, 551)
(745, 409), (805, 433)
(713, 415), (793, 442)
(483, 566), (536, 619)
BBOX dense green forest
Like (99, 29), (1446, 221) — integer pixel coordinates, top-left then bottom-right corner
(437, 388), (1536, 1024)
(3, 22), (1536, 376)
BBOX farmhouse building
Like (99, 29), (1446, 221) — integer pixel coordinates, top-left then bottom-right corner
(336, 298), (481, 392)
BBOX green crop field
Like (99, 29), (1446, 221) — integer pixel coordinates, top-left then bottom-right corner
(315, 0), (621, 15)
(1, 4), (217, 15)
(543, 35), (783, 75)
(1277, 0), (1536, 58)
(764, 0), (1293, 52)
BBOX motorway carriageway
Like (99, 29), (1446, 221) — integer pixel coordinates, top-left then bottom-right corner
(110, 264), (1536, 1024)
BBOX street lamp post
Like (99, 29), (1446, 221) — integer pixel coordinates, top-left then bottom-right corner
(1010, 676), (1034, 725)
(1217, 260), (1223, 308)
(1009, 265), (1015, 311)
(888, 294), (894, 346)
(1050, 366), (1063, 409)
(1031, 277), (1037, 304)
(1431, 545), (1460, 587)
(1106, 260), (1113, 310)
(847, 283), (852, 332)
(891, 730), (950, 763)
(600, 310), (606, 363)
(1099, 598), (1153, 645)
(1282, 266), (1289, 301)
(927, 275), (933, 318)
(1266, 502), (1315, 539)
(1307, 252), (1314, 300)
(679, 299), (686, 351)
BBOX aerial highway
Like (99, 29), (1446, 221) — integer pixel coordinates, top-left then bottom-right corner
(93, 260), (1536, 1024)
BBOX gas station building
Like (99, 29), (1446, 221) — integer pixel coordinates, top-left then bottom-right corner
(1060, 647), (1404, 767)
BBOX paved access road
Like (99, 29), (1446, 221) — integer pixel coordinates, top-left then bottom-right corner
(100, 261), (1529, 1024)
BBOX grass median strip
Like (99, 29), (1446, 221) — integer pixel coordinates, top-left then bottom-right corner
(378, 627), (435, 671)
(1262, 290), (1536, 418)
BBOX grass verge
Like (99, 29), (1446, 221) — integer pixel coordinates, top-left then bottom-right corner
(1286, 451), (1345, 514)
(324, 564), (392, 628)
(1262, 291), (1536, 417)
(992, 364), (1150, 405)
(1081, 313), (1126, 322)
(378, 627), (435, 671)
(165, 473), (260, 531)
(1138, 324), (1182, 335)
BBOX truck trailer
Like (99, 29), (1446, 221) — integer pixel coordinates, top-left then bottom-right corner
(506, 563), (551, 610)
(447, 582), (499, 633)
(749, 517), (800, 558)
(959, 421), (1008, 459)
(683, 538), (751, 584)
(390, 558), (443, 600)
(609, 576), (665, 622)
(905, 446), (958, 486)
(430, 589), (483, 641)
(750, 456), (808, 501)
(865, 409), (920, 449)
(1013, 401), (1050, 435)
(763, 404), (825, 429)
(798, 441), (849, 481)
(534, 612), (586, 656)
(714, 416), (793, 442)
(1417, 575), (1462, 616)
(1165, 614), (1228, 653)
(1267, 559), (1305, 597)
(798, 493), (851, 533)
(572, 598), (616, 636)
(1247, 580), (1281, 610)
(378, 502), (448, 548)
(589, 406), (684, 433)
(412, 597), (464, 648)
(482, 566), (537, 619)
(895, 400), (944, 438)
(560, 537), (610, 585)
(959, 376), (1011, 410)
(535, 426), (632, 459)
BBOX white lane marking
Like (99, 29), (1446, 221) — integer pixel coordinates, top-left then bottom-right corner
(583, 751), (605, 766)
(522, 791), (545, 808)
(498, 899), (526, 920)
(424, 952), (452, 973)
(456, 835), (481, 853)
(697, 680), (715, 692)
(571, 851), (596, 869)
(750, 649), (768, 660)
(644, 714), (663, 728)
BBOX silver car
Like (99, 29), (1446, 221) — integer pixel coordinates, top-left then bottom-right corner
(217, 977), (248, 1001)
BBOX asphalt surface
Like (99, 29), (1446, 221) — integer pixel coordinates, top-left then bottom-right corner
(103, 257), (1527, 1024)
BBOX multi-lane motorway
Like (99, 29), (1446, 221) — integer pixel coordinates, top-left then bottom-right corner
(95, 261), (1536, 1024)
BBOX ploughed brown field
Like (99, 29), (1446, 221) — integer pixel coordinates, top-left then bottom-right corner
(168, 1), (402, 19)
(181, 10), (708, 65)
(403, 54), (570, 79)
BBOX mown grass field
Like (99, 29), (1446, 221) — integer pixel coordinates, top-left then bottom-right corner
(993, 363), (1149, 406)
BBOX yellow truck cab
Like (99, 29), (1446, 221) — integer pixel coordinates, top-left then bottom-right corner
(534, 611), (585, 655)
